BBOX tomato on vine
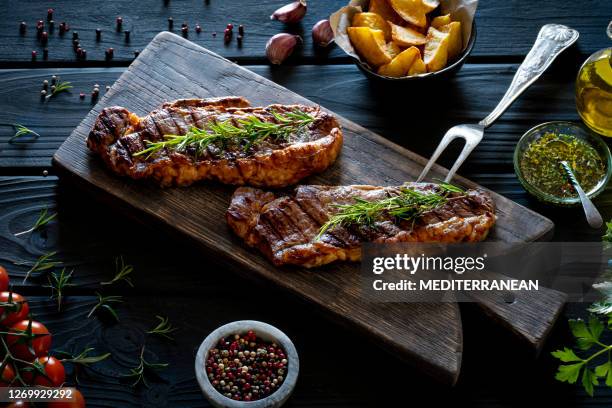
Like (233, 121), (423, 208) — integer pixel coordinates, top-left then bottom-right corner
(0, 292), (29, 327)
(22, 356), (65, 387)
(47, 389), (86, 408)
(7, 319), (52, 361)
(0, 363), (15, 386)
(0, 266), (9, 292)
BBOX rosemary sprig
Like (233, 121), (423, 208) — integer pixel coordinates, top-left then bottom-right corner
(14, 207), (57, 237)
(133, 109), (315, 159)
(316, 183), (465, 239)
(147, 315), (177, 340)
(45, 268), (74, 311)
(46, 80), (72, 100)
(101, 256), (134, 287)
(20, 251), (60, 283)
(58, 347), (111, 366)
(88, 292), (123, 322)
(56, 347), (111, 384)
(123, 346), (168, 388)
(9, 123), (40, 143)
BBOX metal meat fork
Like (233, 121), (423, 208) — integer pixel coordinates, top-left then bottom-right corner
(417, 24), (579, 183)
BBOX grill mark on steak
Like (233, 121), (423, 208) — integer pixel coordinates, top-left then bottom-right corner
(227, 183), (497, 268)
(87, 97), (343, 188)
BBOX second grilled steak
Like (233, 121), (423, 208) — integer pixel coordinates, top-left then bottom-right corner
(87, 97), (343, 187)
(227, 183), (496, 267)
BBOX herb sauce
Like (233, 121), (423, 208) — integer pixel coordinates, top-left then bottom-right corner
(520, 132), (606, 198)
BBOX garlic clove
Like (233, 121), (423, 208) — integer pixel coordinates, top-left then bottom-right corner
(312, 19), (334, 47)
(270, 1), (307, 24)
(266, 33), (302, 65)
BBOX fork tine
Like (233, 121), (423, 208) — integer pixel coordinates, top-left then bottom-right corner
(444, 137), (480, 182)
(416, 130), (462, 182)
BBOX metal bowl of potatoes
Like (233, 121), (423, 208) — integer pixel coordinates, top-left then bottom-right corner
(354, 20), (476, 83)
(335, 0), (477, 83)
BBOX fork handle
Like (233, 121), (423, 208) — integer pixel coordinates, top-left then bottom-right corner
(479, 24), (579, 128)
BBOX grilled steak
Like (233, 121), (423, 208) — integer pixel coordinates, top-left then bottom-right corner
(227, 183), (496, 267)
(87, 97), (343, 187)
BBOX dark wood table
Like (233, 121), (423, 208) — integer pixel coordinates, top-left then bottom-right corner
(0, 1), (611, 406)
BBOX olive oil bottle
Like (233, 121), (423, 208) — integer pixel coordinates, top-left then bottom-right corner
(575, 22), (612, 137)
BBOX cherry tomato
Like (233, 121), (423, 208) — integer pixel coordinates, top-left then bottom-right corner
(0, 266), (9, 292)
(0, 292), (29, 327)
(0, 363), (15, 386)
(22, 356), (65, 387)
(47, 389), (86, 408)
(7, 320), (52, 361)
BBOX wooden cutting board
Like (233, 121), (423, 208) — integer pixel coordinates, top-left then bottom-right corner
(53, 32), (563, 385)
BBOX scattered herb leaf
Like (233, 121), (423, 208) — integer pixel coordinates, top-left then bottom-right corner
(46, 80), (73, 100)
(45, 268), (74, 311)
(147, 315), (177, 340)
(19, 251), (60, 283)
(88, 293), (123, 322)
(123, 346), (168, 388)
(101, 256), (134, 287)
(58, 347), (111, 366)
(9, 124), (40, 144)
(14, 207), (56, 237)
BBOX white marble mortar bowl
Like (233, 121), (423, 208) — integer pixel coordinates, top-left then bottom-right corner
(195, 320), (299, 408)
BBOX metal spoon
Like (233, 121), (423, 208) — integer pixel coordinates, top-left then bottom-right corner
(560, 161), (603, 228)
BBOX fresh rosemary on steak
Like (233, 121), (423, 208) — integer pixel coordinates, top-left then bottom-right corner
(134, 109), (315, 159)
(317, 182), (465, 239)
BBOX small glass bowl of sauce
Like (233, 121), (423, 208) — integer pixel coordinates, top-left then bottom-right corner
(514, 121), (612, 205)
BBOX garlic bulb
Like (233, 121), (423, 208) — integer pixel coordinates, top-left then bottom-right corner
(266, 33), (302, 65)
(312, 19), (334, 47)
(270, 1), (307, 24)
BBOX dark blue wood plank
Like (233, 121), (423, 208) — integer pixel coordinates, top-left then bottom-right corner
(0, 0), (609, 64)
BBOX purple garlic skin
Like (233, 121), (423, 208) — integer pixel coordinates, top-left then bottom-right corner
(270, 1), (307, 24)
(266, 33), (302, 65)
(312, 19), (334, 47)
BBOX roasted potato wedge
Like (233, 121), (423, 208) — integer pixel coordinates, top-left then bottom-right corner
(440, 21), (462, 59)
(369, 0), (404, 25)
(422, 0), (440, 12)
(431, 13), (451, 28)
(389, 21), (427, 46)
(388, 0), (430, 27)
(352, 12), (391, 41)
(377, 46), (420, 77)
(407, 56), (427, 75)
(385, 42), (401, 58)
(347, 27), (393, 67)
(424, 26), (449, 71)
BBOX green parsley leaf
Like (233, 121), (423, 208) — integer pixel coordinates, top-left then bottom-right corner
(582, 368), (598, 396)
(555, 362), (584, 384)
(551, 347), (583, 363)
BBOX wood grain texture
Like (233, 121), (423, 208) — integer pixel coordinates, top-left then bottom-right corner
(0, 62), (582, 171)
(0, 0), (610, 64)
(2, 177), (611, 406)
(467, 271), (567, 353)
(52, 32), (557, 384)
